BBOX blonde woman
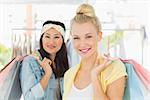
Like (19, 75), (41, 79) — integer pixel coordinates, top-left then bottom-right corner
(63, 4), (127, 100)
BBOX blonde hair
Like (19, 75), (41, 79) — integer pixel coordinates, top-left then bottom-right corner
(70, 3), (102, 32)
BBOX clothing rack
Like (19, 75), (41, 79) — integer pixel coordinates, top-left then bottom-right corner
(102, 27), (145, 66)
(102, 28), (144, 31)
(11, 28), (41, 58)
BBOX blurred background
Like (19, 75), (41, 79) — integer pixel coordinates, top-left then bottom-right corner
(0, 0), (150, 71)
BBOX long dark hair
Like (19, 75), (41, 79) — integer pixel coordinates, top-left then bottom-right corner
(38, 20), (69, 78)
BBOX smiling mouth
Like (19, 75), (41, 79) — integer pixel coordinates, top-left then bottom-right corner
(47, 45), (56, 49)
(79, 48), (91, 54)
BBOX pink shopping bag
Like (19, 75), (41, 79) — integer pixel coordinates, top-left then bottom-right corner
(121, 59), (150, 100)
(121, 59), (150, 91)
(0, 56), (23, 100)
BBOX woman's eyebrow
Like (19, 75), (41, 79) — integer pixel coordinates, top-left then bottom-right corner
(44, 33), (50, 35)
(85, 33), (92, 36)
(45, 33), (61, 36)
(54, 33), (61, 36)
(72, 34), (79, 37)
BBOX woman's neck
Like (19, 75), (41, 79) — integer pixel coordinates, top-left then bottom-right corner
(80, 52), (98, 71)
(49, 54), (56, 61)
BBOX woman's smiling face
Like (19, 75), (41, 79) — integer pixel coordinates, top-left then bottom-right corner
(71, 22), (101, 59)
(42, 28), (63, 55)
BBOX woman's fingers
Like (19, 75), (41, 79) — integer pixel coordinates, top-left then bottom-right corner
(102, 59), (112, 67)
(95, 55), (112, 72)
(30, 52), (52, 75)
(97, 59), (112, 72)
(103, 53), (119, 61)
(31, 52), (52, 66)
(43, 58), (52, 65)
(39, 58), (53, 74)
(104, 53), (110, 57)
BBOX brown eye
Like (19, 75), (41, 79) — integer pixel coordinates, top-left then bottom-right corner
(45, 36), (50, 38)
(86, 36), (92, 38)
(73, 37), (79, 40)
(54, 36), (60, 39)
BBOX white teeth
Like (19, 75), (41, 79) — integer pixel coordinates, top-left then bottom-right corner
(81, 49), (88, 52)
(47, 45), (55, 48)
(80, 48), (90, 53)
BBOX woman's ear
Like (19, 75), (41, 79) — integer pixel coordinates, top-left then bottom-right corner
(98, 31), (102, 41)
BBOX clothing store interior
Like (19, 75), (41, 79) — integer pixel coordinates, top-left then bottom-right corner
(0, 0), (150, 100)
(1, 0), (150, 71)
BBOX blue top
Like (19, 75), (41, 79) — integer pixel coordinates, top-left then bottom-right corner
(20, 55), (63, 100)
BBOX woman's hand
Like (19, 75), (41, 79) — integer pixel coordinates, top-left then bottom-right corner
(38, 58), (53, 75)
(31, 52), (53, 90)
(90, 55), (113, 100)
(91, 55), (112, 80)
(31, 52), (52, 76)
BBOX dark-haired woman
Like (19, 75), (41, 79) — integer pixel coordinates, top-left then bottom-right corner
(20, 20), (69, 100)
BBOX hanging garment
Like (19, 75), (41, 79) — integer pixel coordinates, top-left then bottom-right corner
(66, 39), (80, 67)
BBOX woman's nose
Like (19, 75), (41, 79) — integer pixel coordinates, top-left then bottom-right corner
(78, 38), (87, 45)
(49, 38), (55, 44)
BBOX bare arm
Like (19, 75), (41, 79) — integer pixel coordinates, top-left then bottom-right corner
(91, 75), (109, 100)
(40, 72), (51, 90)
(39, 58), (53, 90)
(91, 59), (111, 100)
(91, 56), (126, 100)
(91, 75), (126, 100)
(40, 65), (52, 90)
(106, 76), (126, 100)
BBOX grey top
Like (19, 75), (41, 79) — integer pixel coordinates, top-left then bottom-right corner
(53, 78), (62, 100)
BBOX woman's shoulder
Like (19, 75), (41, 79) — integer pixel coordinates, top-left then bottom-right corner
(64, 64), (79, 77)
(102, 59), (126, 77)
(23, 55), (37, 62)
(100, 59), (127, 92)
(24, 50), (40, 61)
(65, 66), (76, 76)
(112, 59), (124, 66)
(111, 59), (126, 69)
(22, 55), (41, 69)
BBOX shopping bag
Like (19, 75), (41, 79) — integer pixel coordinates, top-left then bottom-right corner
(122, 60), (150, 100)
(0, 56), (23, 100)
(122, 59), (150, 90)
(0, 58), (16, 87)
